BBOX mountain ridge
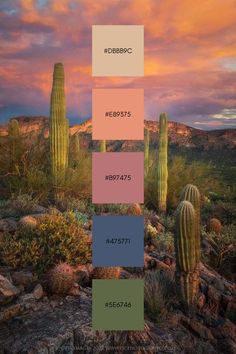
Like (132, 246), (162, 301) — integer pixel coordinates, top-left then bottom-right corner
(0, 116), (235, 151)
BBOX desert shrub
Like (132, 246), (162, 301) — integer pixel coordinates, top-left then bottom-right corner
(144, 270), (176, 322)
(64, 154), (91, 199)
(24, 168), (50, 202)
(1, 211), (91, 273)
(56, 197), (88, 213)
(158, 214), (175, 231)
(2, 193), (39, 217)
(145, 223), (158, 239)
(202, 200), (236, 225)
(94, 204), (127, 214)
(145, 156), (226, 211)
(152, 231), (175, 254)
(202, 224), (236, 281)
(74, 211), (88, 226)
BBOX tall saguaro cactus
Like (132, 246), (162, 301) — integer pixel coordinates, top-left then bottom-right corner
(180, 184), (201, 262)
(175, 200), (200, 307)
(157, 113), (168, 212)
(144, 128), (150, 176)
(49, 63), (69, 199)
(8, 119), (22, 172)
(100, 140), (106, 152)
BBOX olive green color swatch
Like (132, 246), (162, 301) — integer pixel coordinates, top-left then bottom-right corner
(92, 279), (144, 330)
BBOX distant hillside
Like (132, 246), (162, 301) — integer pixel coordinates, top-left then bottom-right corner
(0, 116), (235, 155)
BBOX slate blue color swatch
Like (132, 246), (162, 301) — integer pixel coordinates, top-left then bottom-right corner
(92, 216), (144, 267)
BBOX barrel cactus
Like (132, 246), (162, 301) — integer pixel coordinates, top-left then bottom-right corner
(49, 63), (69, 200)
(47, 262), (74, 295)
(207, 218), (222, 234)
(175, 200), (200, 307)
(100, 140), (106, 152)
(144, 127), (150, 176)
(8, 119), (22, 172)
(125, 203), (142, 216)
(180, 184), (201, 262)
(157, 113), (168, 212)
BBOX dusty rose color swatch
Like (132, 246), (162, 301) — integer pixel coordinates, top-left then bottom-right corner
(92, 152), (144, 203)
(92, 89), (144, 140)
(92, 25), (144, 76)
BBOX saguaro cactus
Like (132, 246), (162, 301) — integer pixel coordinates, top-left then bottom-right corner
(49, 63), (69, 199)
(70, 134), (80, 168)
(157, 113), (168, 212)
(180, 184), (201, 262)
(8, 119), (22, 172)
(100, 140), (106, 152)
(144, 128), (150, 176)
(175, 200), (200, 307)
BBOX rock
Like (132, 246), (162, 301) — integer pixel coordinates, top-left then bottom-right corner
(182, 317), (214, 340)
(0, 275), (20, 304)
(197, 293), (206, 310)
(32, 205), (48, 214)
(74, 265), (90, 287)
(12, 271), (34, 287)
(19, 215), (38, 228)
(218, 338), (236, 354)
(19, 213), (48, 227)
(33, 284), (44, 300)
(68, 284), (80, 296)
(0, 303), (21, 322)
(85, 233), (92, 245)
(212, 277), (225, 292)
(0, 231), (4, 244)
(211, 318), (236, 341)
(155, 259), (170, 270)
(162, 255), (173, 266)
(0, 218), (17, 233)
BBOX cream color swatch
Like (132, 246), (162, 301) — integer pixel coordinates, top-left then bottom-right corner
(92, 25), (144, 76)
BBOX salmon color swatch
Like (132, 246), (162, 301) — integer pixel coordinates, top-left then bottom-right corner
(92, 152), (144, 203)
(92, 89), (144, 140)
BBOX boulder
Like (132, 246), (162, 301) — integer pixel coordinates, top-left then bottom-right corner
(0, 275), (20, 304)
(0, 218), (17, 233)
(12, 271), (34, 287)
(33, 284), (44, 300)
(19, 213), (48, 227)
(0, 303), (21, 322)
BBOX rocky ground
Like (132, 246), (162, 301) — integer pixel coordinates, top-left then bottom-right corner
(0, 211), (236, 354)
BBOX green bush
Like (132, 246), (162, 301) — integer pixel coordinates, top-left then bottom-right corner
(2, 193), (39, 217)
(202, 200), (236, 225)
(153, 231), (175, 254)
(1, 211), (91, 273)
(202, 224), (236, 281)
(145, 155), (226, 211)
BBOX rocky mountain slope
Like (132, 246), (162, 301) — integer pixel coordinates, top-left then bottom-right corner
(0, 116), (235, 149)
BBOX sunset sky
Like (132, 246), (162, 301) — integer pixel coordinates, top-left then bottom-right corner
(0, 0), (236, 129)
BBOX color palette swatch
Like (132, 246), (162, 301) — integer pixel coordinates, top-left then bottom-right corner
(92, 216), (144, 267)
(92, 25), (144, 76)
(92, 89), (144, 140)
(92, 279), (144, 330)
(92, 25), (144, 331)
(92, 152), (144, 204)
